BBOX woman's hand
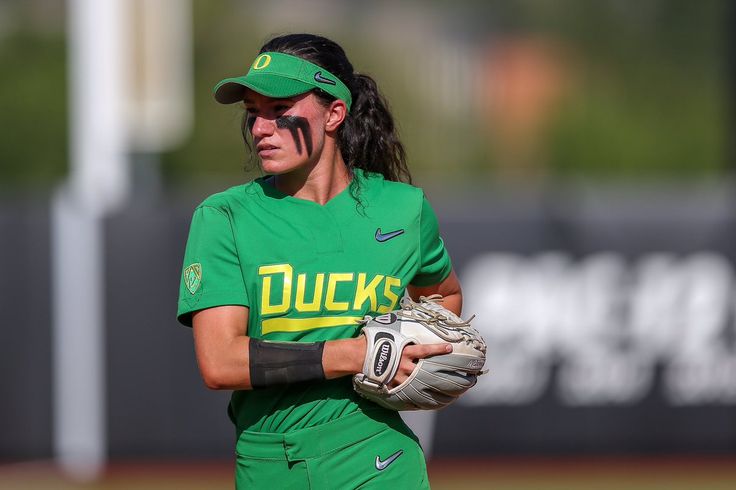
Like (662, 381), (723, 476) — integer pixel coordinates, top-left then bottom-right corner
(388, 343), (452, 388)
(325, 335), (450, 389)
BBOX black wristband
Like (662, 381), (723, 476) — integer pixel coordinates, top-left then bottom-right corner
(249, 339), (326, 388)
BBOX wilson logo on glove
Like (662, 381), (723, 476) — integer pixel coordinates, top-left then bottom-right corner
(374, 341), (393, 377)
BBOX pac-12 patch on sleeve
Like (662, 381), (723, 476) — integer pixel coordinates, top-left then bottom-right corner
(183, 263), (202, 295)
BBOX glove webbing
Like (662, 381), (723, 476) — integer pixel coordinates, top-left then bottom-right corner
(398, 296), (483, 349)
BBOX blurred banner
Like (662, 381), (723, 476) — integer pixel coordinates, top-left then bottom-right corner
(433, 185), (736, 456)
(2, 186), (735, 459)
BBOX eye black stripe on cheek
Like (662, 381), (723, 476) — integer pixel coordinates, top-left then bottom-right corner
(276, 116), (313, 156)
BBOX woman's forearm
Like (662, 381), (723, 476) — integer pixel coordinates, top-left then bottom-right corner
(196, 333), (366, 391)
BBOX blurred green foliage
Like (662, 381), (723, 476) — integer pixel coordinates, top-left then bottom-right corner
(0, 0), (730, 188)
(0, 28), (67, 187)
(529, 0), (729, 180)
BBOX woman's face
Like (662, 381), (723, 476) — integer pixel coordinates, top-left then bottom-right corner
(243, 89), (330, 175)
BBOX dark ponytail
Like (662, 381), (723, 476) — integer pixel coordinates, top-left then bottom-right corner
(341, 74), (410, 183)
(257, 33), (412, 185)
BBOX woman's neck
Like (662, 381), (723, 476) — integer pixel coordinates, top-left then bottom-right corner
(272, 147), (351, 205)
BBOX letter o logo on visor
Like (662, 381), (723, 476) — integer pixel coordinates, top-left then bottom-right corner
(252, 54), (271, 70)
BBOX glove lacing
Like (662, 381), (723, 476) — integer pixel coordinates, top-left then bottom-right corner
(398, 295), (486, 351)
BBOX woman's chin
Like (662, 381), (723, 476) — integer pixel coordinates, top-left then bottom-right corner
(260, 160), (305, 176)
(259, 161), (287, 175)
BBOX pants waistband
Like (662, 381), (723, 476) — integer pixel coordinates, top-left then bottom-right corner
(235, 409), (410, 461)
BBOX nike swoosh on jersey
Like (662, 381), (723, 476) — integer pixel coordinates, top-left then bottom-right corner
(375, 228), (405, 242)
(375, 449), (404, 471)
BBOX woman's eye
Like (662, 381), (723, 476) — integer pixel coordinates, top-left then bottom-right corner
(274, 105), (290, 113)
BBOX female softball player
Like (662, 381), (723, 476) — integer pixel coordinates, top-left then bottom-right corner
(177, 33), (463, 489)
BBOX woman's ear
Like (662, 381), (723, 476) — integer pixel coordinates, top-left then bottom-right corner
(325, 99), (348, 132)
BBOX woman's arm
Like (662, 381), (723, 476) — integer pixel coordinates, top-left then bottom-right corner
(192, 305), (450, 391)
(406, 269), (463, 316)
(192, 305), (252, 390)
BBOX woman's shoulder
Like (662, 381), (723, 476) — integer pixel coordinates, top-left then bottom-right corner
(360, 169), (424, 204)
(195, 180), (263, 213)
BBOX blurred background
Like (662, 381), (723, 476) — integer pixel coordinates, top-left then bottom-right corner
(2, 0), (736, 488)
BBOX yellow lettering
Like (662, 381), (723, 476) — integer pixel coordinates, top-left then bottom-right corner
(252, 54), (271, 70)
(377, 276), (402, 313)
(353, 273), (383, 311)
(325, 273), (354, 311)
(259, 264), (293, 315)
(258, 267), (402, 318)
(295, 273), (324, 312)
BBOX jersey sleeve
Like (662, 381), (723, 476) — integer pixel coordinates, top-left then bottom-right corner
(410, 194), (453, 287)
(177, 205), (249, 327)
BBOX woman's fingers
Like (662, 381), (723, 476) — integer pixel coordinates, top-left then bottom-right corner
(404, 342), (452, 360)
(388, 343), (452, 387)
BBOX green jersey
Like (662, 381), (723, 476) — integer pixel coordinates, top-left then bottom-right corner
(177, 168), (452, 434)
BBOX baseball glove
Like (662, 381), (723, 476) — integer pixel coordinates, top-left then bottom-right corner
(353, 295), (487, 411)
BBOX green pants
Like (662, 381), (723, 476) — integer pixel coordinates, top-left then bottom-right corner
(234, 410), (430, 489)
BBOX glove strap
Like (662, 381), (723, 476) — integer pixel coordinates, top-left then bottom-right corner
(359, 327), (406, 390)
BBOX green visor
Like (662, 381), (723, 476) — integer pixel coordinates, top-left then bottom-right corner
(213, 52), (352, 111)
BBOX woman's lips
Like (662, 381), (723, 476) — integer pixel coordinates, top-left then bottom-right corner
(256, 144), (278, 158)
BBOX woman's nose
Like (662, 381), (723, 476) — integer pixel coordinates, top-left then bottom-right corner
(250, 116), (275, 138)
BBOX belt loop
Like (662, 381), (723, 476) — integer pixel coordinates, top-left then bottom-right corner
(283, 431), (299, 462)
(282, 436), (290, 462)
